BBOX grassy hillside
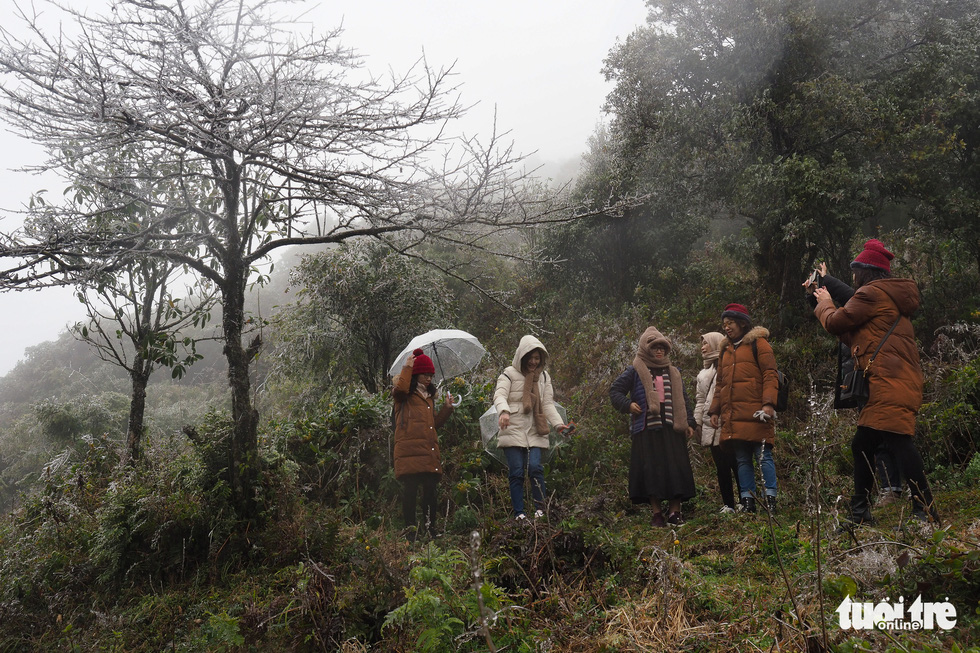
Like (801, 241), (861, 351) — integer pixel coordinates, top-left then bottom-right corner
(0, 237), (977, 652)
(0, 411), (977, 651)
(0, 318), (978, 651)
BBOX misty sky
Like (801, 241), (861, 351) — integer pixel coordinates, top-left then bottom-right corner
(0, 0), (649, 375)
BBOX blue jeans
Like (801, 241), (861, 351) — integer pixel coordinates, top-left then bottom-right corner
(732, 441), (777, 498)
(503, 446), (546, 516)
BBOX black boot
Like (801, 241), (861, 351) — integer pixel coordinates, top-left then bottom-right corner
(739, 496), (756, 514)
(848, 494), (876, 526)
(765, 496), (777, 514)
(911, 500), (941, 526)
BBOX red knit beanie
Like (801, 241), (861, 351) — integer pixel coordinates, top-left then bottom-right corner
(411, 348), (436, 375)
(721, 303), (751, 322)
(850, 238), (894, 273)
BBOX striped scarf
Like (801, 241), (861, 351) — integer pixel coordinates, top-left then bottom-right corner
(644, 369), (675, 430)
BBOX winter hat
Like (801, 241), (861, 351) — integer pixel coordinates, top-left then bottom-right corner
(411, 348), (436, 375)
(721, 303), (751, 323)
(636, 326), (672, 364)
(700, 332), (726, 366)
(850, 238), (894, 273)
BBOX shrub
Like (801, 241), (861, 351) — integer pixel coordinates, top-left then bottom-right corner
(920, 355), (980, 469)
(32, 393), (129, 445)
(382, 542), (517, 652)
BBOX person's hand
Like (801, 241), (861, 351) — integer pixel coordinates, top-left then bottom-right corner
(406, 353), (416, 367)
(710, 414), (720, 429)
(444, 392), (454, 408)
(498, 411), (510, 429)
(803, 263), (829, 294)
(753, 406), (776, 421)
(686, 426), (695, 439)
(629, 402), (643, 416)
(813, 286), (831, 302)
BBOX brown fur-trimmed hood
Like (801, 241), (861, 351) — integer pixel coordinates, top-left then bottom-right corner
(722, 326), (770, 352)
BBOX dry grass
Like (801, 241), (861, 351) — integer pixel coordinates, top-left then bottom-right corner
(601, 591), (691, 650)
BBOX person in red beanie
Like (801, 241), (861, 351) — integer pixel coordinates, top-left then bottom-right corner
(813, 239), (940, 527)
(803, 261), (903, 506)
(392, 348), (454, 541)
(708, 303), (780, 514)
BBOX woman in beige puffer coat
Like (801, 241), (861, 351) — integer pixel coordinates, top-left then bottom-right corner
(694, 331), (739, 513)
(492, 335), (567, 519)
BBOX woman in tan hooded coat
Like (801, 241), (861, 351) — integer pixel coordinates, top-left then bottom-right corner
(493, 335), (567, 519)
(609, 327), (697, 527)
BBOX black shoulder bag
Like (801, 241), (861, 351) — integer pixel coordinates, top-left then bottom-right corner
(838, 315), (902, 408)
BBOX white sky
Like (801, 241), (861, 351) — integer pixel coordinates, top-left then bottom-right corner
(0, 0), (649, 375)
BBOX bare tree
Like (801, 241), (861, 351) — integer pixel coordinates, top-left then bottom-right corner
(73, 257), (216, 464)
(41, 146), (220, 465)
(0, 0), (569, 520)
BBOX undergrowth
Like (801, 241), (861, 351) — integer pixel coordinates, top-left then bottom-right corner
(1, 370), (978, 651)
(1, 249), (978, 651)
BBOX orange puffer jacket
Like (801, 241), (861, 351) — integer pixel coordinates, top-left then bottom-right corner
(815, 278), (923, 436)
(392, 364), (454, 479)
(708, 327), (779, 445)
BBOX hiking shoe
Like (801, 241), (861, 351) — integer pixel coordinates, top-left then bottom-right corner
(533, 509), (545, 519)
(911, 505), (941, 526)
(666, 511), (685, 526)
(720, 505), (736, 515)
(651, 512), (667, 528)
(515, 513), (527, 521)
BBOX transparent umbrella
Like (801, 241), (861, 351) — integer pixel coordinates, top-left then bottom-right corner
(479, 404), (571, 467)
(388, 329), (486, 386)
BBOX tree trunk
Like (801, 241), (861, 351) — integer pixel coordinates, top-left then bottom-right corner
(222, 266), (261, 522)
(125, 360), (151, 465)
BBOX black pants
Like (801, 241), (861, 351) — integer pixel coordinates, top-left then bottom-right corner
(401, 472), (439, 534)
(710, 443), (739, 509)
(875, 443), (902, 491)
(853, 426), (934, 511)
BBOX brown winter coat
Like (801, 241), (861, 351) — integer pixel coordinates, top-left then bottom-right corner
(708, 326), (779, 444)
(814, 278), (923, 435)
(392, 364), (454, 479)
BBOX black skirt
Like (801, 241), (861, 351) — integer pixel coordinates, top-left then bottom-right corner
(629, 426), (696, 503)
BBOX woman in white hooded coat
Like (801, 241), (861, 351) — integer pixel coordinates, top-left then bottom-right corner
(493, 335), (567, 519)
(694, 331), (740, 513)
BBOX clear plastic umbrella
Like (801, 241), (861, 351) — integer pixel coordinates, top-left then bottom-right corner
(388, 329), (486, 385)
(479, 404), (570, 466)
